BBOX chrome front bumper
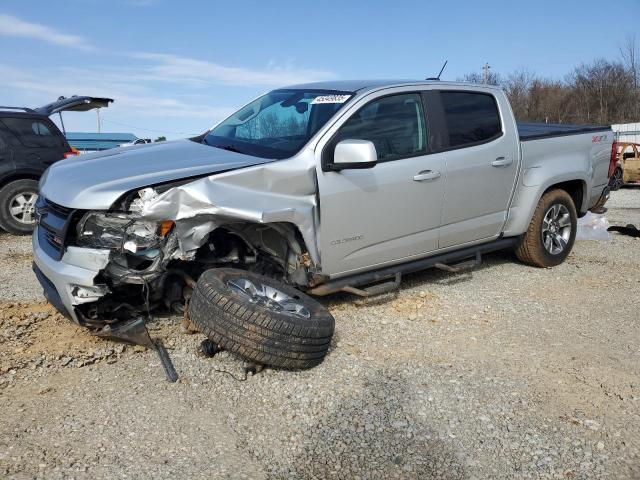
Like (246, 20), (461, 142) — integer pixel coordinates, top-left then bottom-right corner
(32, 227), (111, 324)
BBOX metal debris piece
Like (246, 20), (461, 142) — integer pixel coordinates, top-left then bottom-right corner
(94, 317), (178, 382)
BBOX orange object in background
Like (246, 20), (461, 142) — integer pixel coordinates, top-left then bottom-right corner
(611, 142), (640, 190)
(63, 146), (80, 158)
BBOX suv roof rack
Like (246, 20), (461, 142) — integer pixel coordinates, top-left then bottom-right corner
(0, 106), (36, 113)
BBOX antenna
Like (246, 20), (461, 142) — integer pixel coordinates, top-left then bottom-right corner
(426, 60), (448, 81)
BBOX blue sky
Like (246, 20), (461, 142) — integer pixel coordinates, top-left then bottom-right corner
(1, 0), (638, 139)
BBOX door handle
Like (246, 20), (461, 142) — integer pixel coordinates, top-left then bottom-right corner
(491, 157), (513, 167)
(413, 170), (441, 182)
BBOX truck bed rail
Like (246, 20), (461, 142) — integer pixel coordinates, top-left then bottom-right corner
(518, 122), (610, 141)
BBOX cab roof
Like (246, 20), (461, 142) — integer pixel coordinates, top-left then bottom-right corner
(283, 79), (502, 94)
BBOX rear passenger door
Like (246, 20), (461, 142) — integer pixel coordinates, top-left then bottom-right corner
(425, 90), (519, 248)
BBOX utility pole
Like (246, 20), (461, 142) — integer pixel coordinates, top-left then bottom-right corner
(96, 108), (101, 133)
(482, 63), (490, 84)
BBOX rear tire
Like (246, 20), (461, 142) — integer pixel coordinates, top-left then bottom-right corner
(0, 179), (39, 235)
(515, 189), (577, 268)
(188, 268), (335, 370)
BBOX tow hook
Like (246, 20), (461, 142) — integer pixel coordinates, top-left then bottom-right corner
(94, 317), (178, 382)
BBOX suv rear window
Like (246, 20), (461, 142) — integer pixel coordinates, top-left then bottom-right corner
(0, 118), (64, 148)
(439, 92), (502, 148)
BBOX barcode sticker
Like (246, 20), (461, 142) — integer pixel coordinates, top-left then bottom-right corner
(311, 95), (351, 104)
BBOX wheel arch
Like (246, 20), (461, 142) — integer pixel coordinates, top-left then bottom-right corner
(544, 179), (586, 214)
(195, 220), (315, 286)
(0, 171), (41, 191)
(503, 176), (587, 237)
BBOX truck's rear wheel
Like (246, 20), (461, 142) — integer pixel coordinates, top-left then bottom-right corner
(0, 179), (39, 235)
(188, 268), (335, 370)
(515, 189), (577, 268)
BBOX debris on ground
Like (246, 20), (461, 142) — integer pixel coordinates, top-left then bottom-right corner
(576, 212), (610, 241)
(608, 223), (640, 238)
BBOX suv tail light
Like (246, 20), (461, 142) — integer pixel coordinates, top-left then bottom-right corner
(64, 146), (80, 159)
(608, 141), (618, 177)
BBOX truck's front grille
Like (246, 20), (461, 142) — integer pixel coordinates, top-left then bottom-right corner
(35, 197), (77, 260)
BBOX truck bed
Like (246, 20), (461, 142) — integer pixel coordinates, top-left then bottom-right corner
(518, 122), (610, 141)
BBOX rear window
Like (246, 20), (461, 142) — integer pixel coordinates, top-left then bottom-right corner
(0, 118), (64, 148)
(440, 92), (502, 148)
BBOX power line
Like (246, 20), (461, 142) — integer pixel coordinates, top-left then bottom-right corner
(100, 117), (199, 136)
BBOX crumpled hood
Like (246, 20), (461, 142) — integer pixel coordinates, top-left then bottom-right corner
(40, 139), (274, 209)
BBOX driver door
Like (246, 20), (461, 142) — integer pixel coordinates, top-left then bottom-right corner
(316, 92), (445, 277)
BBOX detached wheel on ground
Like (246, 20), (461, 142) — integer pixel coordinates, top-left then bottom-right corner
(0, 179), (39, 235)
(188, 268), (335, 370)
(515, 189), (577, 268)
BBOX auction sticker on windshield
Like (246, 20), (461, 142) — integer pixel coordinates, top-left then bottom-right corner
(311, 95), (351, 104)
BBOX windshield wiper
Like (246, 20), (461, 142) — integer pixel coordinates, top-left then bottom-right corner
(217, 144), (243, 154)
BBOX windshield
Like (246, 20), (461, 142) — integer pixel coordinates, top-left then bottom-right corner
(203, 89), (353, 159)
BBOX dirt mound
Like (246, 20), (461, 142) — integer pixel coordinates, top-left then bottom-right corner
(0, 302), (128, 386)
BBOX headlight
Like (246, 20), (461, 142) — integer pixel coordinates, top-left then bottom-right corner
(76, 212), (173, 251)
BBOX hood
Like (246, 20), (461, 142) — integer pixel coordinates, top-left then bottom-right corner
(40, 139), (275, 209)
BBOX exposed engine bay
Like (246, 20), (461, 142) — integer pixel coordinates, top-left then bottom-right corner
(74, 205), (314, 326)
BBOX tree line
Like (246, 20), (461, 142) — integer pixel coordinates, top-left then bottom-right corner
(459, 36), (639, 126)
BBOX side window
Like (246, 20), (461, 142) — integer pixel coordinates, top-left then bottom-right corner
(439, 92), (502, 148)
(0, 118), (64, 148)
(0, 121), (22, 148)
(336, 93), (427, 161)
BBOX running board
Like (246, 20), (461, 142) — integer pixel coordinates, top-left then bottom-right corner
(309, 237), (517, 297)
(341, 273), (402, 297)
(434, 251), (482, 273)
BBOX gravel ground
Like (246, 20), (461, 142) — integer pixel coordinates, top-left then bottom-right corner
(0, 188), (639, 479)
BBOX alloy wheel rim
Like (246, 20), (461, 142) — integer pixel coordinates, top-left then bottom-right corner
(541, 203), (571, 255)
(227, 278), (311, 319)
(612, 169), (623, 189)
(9, 192), (38, 224)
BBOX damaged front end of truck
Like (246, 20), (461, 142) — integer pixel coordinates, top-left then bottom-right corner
(33, 149), (323, 329)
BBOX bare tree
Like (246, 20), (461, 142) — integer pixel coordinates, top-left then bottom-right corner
(503, 69), (536, 119)
(569, 59), (634, 124)
(620, 35), (639, 119)
(459, 70), (501, 86)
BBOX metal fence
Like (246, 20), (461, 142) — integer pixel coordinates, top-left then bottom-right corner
(612, 123), (640, 144)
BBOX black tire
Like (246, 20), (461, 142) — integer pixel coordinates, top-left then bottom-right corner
(515, 189), (577, 268)
(188, 268), (335, 369)
(609, 167), (624, 191)
(0, 179), (39, 235)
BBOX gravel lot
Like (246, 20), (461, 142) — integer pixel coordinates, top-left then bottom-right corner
(1, 189), (639, 479)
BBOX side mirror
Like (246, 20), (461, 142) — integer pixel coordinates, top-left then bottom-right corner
(330, 139), (377, 171)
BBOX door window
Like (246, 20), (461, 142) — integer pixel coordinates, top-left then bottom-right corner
(439, 92), (502, 148)
(0, 118), (64, 148)
(335, 93), (427, 161)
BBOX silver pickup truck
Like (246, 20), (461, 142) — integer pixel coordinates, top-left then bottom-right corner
(32, 80), (614, 360)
